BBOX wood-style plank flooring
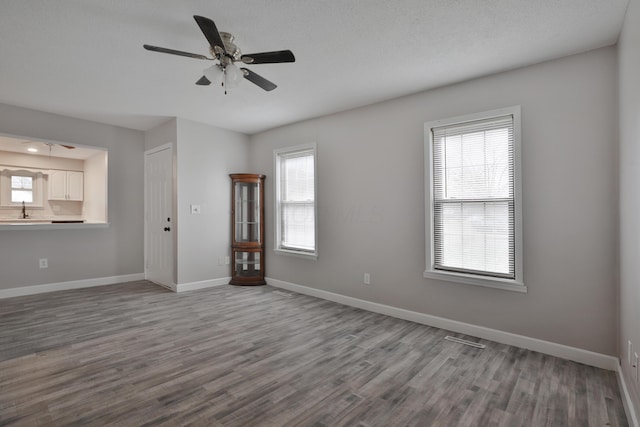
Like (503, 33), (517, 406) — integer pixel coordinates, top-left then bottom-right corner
(0, 281), (629, 426)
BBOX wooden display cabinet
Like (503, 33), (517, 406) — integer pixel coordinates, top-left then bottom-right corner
(229, 173), (266, 285)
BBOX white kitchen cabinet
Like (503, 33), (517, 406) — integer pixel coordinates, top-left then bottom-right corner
(49, 170), (83, 201)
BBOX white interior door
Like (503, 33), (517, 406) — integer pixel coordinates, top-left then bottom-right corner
(145, 145), (174, 288)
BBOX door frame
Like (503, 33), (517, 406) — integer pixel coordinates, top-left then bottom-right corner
(144, 143), (176, 289)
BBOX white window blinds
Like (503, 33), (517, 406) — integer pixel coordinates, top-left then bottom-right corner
(431, 115), (515, 279)
(11, 175), (34, 203)
(276, 147), (316, 254)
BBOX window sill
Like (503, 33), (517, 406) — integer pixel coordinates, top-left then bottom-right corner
(0, 222), (109, 231)
(274, 248), (318, 260)
(423, 269), (526, 293)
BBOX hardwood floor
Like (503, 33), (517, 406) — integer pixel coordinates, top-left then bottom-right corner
(0, 281), (628, 426)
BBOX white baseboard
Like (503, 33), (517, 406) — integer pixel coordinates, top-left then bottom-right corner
(618, 365), (640, 427)
(267, 277), (619, 371)
(0, 274), (231, 298)
(150, 281), (177, 292)
(175, 277), (230, 293)
(0, 273), (145, 299)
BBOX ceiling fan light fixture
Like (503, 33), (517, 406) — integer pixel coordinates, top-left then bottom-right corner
(203, 64), (224, 85)
(224, 63), (242, 88)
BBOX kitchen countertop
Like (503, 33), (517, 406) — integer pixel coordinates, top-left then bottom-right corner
(0, 218), (84, 223)
(0, 220), (108, 230)
(0, 219), (53, 223)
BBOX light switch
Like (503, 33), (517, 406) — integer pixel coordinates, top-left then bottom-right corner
(190, 204), (201, 214)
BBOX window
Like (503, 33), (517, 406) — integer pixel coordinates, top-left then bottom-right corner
(0, 169), (44, 207)
(11, 175), (33, 203)
(424, 106), (524, 292)
(274, 143), (317, 258)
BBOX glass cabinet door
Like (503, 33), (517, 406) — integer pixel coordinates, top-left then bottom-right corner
(233, 250), (262, 279)
(234, 181), (261, 243)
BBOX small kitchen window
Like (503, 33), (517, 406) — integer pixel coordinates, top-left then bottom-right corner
(12, 175), (33, 203)
(0, 169), (44, 207)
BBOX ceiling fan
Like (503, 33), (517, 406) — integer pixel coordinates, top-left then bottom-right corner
(143, 15), (295, 93)
(22, 141), (75, 150)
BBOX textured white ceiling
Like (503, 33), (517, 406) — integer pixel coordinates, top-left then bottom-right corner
(0, 0), (629, 135)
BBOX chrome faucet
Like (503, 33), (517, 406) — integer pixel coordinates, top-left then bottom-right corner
(21, 201), (29, 219)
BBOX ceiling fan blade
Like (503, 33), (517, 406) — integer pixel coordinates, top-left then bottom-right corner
(60, 145), (76, 149)
(143, 44), (209, 60)
(196, 76), (211, 86)
(241, 50), (295, 64)
(193, 15), (226, 55)
(241, 68), (277, 91)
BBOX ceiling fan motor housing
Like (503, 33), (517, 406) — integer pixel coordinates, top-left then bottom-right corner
(219, 32), (241, 61)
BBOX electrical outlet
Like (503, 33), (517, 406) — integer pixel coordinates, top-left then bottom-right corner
(225, 256), (230, 265)
(39, 258), (48, 269)
(364, 273), (370, 285)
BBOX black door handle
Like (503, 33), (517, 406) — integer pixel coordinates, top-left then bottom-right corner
(164, 227), (171, 232)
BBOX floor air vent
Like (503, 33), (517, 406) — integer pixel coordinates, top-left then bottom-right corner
(444, 335), (486, 349)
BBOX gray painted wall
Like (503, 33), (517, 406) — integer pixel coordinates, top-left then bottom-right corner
(618, 0), (640, 414)
(0, 103), (144, 288)
(175, 118), (250, 285)
(144, 119), (177, 152)
(250, 47), (618, 356)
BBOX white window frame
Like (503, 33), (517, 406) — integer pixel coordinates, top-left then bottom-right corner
(424, 106), (525, 292)
(274, 143), (318, 260)
(0, 168), (45, 208)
